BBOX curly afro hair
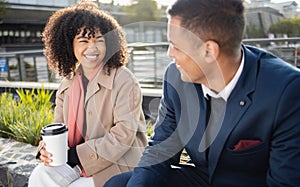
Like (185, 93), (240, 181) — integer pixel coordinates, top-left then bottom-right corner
(42, 1), (128, 78)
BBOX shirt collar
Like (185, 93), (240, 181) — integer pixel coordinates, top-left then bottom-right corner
(202, 49), (244, 101)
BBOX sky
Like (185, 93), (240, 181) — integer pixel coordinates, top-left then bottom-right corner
(99, 0), (300, 6)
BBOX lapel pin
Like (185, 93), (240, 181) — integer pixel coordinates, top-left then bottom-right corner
(239, 101), (245, 106)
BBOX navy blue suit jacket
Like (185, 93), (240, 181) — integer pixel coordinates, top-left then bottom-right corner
(128, 45), (300, 186)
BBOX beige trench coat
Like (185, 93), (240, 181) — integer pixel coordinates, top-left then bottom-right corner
(54, 66), (147, 186)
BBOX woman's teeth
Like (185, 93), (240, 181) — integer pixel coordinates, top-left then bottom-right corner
(85, 55), (97, 60)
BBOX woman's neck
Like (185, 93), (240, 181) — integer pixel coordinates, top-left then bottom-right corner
(81, 68), (94, 80)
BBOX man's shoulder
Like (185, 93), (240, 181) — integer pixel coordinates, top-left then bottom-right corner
(244, 45), (300, 75)
(164, 62), (181, 80)
(243, 45), (300, 95)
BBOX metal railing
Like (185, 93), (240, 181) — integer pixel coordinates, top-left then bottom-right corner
(0, 50), (59, 83)
(243, 37), (300, 67)
(0, 38), (299, 88)
(127, 42), (170, 88)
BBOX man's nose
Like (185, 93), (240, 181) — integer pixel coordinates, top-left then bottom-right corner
(168, 45), (175, 58)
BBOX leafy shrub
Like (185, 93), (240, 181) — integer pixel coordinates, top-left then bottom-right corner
(0, 88), (54, 146)
(0, 92), (15, 138)
(146, 121), (154, 138)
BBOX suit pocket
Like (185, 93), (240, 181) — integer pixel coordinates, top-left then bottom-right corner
(227, 141), (265, 155)
(221, 141), (268, 173)
(232, 139), (262, 151)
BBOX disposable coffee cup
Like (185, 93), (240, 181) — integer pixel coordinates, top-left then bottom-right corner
(41, 123), (68, 166)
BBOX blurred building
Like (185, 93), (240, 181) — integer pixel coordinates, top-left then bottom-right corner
(245, 0), (299, 37)
(0, 0), (167, 51)
(1, 0), (299, 51)
(0, 0), (77, 51)
(273, 1), (300, 18)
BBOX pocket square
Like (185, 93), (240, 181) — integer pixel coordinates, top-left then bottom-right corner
(233, 140), (261, 151)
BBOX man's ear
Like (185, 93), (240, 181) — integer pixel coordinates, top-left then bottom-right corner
(204, 40), (219, 63)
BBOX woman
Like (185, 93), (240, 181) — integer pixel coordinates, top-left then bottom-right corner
(29, 1), (147, 186)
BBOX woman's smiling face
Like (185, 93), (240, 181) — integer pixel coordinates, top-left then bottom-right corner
(73, 28), (106, 71)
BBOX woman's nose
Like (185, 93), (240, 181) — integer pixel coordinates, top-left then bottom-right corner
(87, 42), (99, 51)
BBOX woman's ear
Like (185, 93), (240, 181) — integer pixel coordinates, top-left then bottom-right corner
(204, 40), (219, 63)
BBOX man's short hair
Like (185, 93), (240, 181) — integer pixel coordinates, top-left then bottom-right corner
(167, 0), (245, 56)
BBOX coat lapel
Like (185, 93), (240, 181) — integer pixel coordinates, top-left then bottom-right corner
(207, 45), (261, 181)
(85, 68), (115, 105)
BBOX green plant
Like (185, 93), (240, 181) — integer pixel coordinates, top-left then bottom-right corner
(146, 121), (154, 138)
(24, 61), (34, 68)
(0, 92), (15, 138)
(0, 87), (54, 146)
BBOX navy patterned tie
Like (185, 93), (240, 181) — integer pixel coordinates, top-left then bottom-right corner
(199, 96), (226, 153)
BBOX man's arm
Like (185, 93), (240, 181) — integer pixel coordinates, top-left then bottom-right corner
(127, 64), (184, 186)
(267, 76), (300, 186)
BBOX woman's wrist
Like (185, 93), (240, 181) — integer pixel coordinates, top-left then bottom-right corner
(67, 146), (81, 168)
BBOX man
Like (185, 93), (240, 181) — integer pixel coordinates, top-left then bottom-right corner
(105, 0), (300, 186)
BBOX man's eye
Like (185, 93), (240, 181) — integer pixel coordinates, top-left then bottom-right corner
(170, 44), (178, 50)
(79, 40), (88, 43)
(169, 43), (176, 49)
(96, 39), (105, 43)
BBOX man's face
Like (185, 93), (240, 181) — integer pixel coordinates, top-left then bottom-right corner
(167, 16), (207, 84)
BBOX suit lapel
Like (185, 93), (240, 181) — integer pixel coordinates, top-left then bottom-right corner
(179, 83), (207, 147)
(207, 45), (260, 181)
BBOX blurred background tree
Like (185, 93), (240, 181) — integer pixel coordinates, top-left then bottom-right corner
(246, 25), (267, 38)
(122, 0), (161, 22)
(269, 18), (300, 37)
(0, 0), (7, 22)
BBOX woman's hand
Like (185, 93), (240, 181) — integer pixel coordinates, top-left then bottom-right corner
(37, 141), (53, 166)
